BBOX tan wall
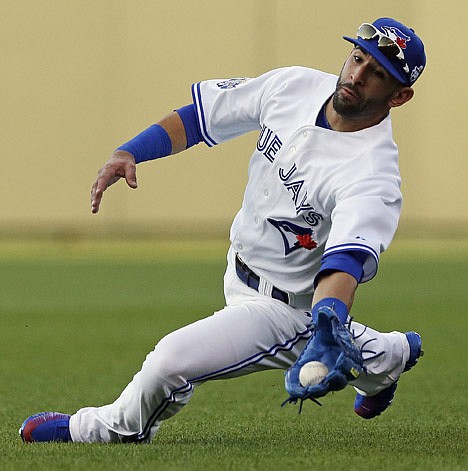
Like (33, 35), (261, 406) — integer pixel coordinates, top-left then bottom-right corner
(1, 1), (465, 236)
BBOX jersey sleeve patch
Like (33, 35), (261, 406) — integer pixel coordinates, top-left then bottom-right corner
(216, 78), (249, 89)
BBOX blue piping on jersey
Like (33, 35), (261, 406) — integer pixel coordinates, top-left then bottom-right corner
(191, 82), (217, 147)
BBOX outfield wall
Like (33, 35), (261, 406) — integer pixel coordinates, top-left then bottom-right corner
(1, 1), (465, 237)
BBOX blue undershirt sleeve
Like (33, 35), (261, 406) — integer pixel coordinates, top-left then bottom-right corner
(315, 250), (369, 285)
(176, 104), (203, 149)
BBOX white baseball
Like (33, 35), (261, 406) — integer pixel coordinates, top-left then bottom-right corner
(299, 361), (329, 387)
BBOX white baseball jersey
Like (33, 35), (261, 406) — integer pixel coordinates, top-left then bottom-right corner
(192, 66), (402, 295)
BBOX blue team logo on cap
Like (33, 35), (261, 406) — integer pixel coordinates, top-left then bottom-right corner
(381, 26), (411, 50)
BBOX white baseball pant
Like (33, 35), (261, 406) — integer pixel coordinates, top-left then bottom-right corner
(69, 249), (410, 443)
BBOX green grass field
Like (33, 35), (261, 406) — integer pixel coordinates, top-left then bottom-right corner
(1, 238), (467, 470)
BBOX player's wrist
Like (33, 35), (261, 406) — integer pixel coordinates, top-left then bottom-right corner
(116, 123), (172, 164)
(113, 150), (136, 162)
(312, 298), (349, 324)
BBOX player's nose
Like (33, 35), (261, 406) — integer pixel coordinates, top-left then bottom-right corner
(350, 65), (367, 86)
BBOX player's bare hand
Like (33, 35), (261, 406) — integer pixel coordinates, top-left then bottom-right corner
(91, 150), (138, 214)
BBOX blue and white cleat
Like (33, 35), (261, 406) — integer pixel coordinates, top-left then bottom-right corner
(19, 412), (72, 443)
(354, 331), (423, 419)
(284, 306), (363, 408)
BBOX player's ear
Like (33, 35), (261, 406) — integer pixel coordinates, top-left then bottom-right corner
(388, 86), (414, 108)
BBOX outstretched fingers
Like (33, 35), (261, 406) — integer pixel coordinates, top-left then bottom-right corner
(90, 151), (137, 214)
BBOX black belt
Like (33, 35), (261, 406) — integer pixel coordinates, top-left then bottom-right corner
(235, 254), (289, 304)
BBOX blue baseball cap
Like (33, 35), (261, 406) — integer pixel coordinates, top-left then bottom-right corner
(343, 18), (426, 86)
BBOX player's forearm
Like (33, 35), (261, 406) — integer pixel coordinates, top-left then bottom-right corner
(312, 271), (358, 312)
(157, 111), (187, 155)
(116, 108), (195, 163)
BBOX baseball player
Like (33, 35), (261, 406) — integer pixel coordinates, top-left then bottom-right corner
(20, 17), (426, 443)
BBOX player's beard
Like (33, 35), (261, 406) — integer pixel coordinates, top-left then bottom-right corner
(332, 80), (394, 121)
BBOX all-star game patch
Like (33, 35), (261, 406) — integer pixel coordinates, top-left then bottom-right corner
(216, 78), (249, 89)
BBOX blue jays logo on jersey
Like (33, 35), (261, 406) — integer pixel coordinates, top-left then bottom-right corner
(267, 218), (317, 256)
(217, 78), (249, 89)
(381, 26), (411, 50)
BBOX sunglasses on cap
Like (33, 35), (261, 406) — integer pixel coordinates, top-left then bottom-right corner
(357, 23), (410, 74)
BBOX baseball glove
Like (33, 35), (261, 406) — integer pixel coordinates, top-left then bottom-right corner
(283, 306), (363, 411)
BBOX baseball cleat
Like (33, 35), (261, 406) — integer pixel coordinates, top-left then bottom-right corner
(19, 412), (72, 443)
(284, 306), (363, 408)
(354, 331), (423, 419)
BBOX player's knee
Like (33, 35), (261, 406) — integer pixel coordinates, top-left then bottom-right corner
(141, 334), (194, 385)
